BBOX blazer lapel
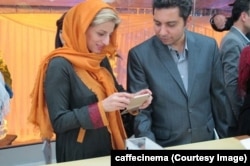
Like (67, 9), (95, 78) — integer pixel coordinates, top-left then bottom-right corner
(186, 32), (200, 97)
(152, 36), (187, 96)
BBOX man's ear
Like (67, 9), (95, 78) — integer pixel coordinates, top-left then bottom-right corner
(241, 11), (250, 22)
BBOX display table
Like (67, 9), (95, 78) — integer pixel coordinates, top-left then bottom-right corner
(44, 136), (249, 166)
(165, 135), (247, 149)
(45, 156), (111, 166)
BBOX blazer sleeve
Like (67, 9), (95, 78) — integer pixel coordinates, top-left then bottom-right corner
(127, 48), (156, 141)
(211, 43), (238, 137)
(220, 39), (243, 120)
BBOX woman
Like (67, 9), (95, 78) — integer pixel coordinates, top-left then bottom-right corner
(237, 45), (250, 136)
(28, 0), (152, 162)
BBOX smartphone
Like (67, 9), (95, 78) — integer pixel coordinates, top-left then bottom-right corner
(121, 93), (150, 115)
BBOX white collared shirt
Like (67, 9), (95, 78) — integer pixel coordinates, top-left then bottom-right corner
(168, 44), (188, 92)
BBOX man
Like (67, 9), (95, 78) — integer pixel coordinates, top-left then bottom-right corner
(127, 0), (237, 147)
(220, 0), (250, 121)
(209, 1), (250, 39)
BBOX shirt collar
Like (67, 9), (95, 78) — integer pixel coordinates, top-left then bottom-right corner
(232, 26), (250, 42)
(167, 37), (188, 53)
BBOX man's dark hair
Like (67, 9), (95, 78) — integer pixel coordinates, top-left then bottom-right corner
(152, 0), (193, 22)
(210, 14), (224, 32)
(231, 0), (250, 22)
(210, 14), (234, 32)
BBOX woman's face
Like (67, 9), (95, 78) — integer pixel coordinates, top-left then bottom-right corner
(59, 30), (65, 45)
(86, 21), (115, 53)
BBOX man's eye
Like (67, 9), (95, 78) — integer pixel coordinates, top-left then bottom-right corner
(168, 23), (176, 27)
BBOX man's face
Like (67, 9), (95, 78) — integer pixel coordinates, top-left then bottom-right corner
(153, 7), (186, 47)
(242, 11), (250, 34)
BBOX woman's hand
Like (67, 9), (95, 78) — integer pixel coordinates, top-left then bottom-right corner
(102, 89), (152, 112)
(102, 92), (133, 112)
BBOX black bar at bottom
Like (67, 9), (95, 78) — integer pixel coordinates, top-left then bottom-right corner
(111, 150), (250, 166)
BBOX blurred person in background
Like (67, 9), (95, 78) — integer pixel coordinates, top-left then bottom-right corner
(0, 51), (13, 98)
(237, 45), (250, 135)
(220, 0), (250, 123)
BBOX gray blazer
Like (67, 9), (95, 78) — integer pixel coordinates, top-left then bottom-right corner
(220, 26), (249, 120)
(127, 30), (237, 147)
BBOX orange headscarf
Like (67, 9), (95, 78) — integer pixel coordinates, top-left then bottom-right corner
(28, 0), (126, 149)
